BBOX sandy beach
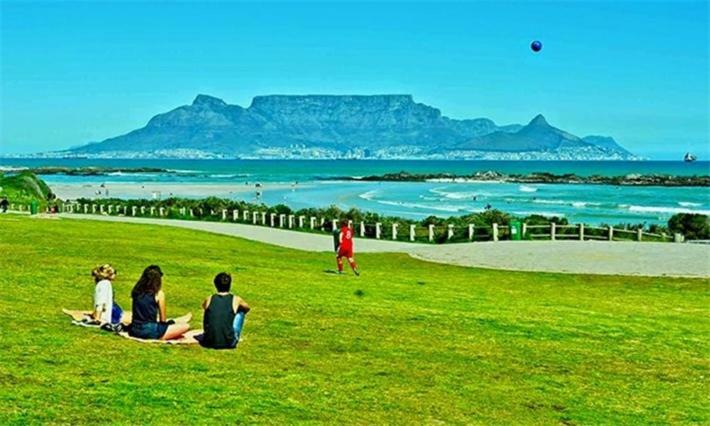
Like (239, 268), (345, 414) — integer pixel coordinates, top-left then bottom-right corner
(50, 182), (304, 201)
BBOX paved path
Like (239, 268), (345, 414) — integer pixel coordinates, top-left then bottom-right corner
(58, 214), (710, 278)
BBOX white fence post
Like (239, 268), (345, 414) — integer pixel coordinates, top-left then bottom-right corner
(331, 219), (338, 231)
(159, 207), (165, 217)
(392, 223), (398, 240)
(189, 208), (193, 217)
(410, 224), (416, 242)
(637, 228), (643, 242)
(579, 223), (584, 241)
(493, 223), (499, 242)
(222, 209), (227, 221)
(550, 223), (556, 241)
(131, 206), (137, 216)
(298, 216), (305, 228)
(141, 206), (146, 215)
(447, 224), (454, 240)
(279, 214), (285, 227)
(522, 223), (527, 239)
(428, 224), (434, 242)
(261, 212), (267, 225)
(83, 204), (89, 214)
(468, 224), (475, 241)
(92, 204), (97, 214)
(107, 205), (112, 214)
(150, 207), (156, 216)
(288, 215), (294, 229)
(608, 226), (614, 241)
(375, 222), (382, 239)
(270, 213), (276, 227)
(232, 210), (238, 221)
(360, 222), (365, 237)
(310, 217), (316, 230)
(243, 210), (249, 221)
(252, 212), (258, 225)
(674, 233), (683, 243)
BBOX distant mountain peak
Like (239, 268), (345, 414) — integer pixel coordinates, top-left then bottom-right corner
(192, 94), (227, 107)
(528, 114), (549, 126)
(63, 94), (637, 160)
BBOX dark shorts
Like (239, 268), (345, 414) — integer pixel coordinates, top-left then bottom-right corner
(129, 321), (169, 339)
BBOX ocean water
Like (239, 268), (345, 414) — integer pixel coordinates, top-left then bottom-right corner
(2, 159), (709, 225)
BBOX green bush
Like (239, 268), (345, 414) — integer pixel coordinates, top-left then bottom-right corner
(668, 213), (709, 240)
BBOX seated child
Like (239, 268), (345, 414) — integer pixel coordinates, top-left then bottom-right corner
(201, 272), (250, 349)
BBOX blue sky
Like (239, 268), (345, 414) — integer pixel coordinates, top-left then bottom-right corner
(1, 0), (707, 159)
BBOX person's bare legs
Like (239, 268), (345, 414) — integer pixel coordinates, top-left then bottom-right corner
(171, 312), (192, 324)
(120, 311), (133, 325)
(62, 309), (93, 321)
(348, 257), (360, 276)
(160, 323), (190, 340)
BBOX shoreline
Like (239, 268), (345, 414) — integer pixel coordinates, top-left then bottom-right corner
(325, 171), (710, 187)
(49, 181), (303, 200)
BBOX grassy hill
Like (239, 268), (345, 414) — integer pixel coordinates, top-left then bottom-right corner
(0, 171), (54, 204)
(0, 215), (707, 424)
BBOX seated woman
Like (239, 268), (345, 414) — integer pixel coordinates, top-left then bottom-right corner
(64, 264), (132, 326)
(129, 265), (190, 340)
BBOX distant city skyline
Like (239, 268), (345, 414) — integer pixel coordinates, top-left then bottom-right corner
(1, 1), (708, 159)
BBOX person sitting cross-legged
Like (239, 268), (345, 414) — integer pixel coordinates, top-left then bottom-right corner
(129, 265), (190, 341)
(200, 272), (250, 350)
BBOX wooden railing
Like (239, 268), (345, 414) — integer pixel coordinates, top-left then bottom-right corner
(5, 202), (682, 244)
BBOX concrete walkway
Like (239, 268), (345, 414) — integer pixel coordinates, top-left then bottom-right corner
(57, 214), (710, 278)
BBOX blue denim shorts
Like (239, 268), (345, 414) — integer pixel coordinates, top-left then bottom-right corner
(129, 321), (168, 339)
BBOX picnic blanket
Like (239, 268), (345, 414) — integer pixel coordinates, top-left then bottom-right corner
(62, 308), (202, 345)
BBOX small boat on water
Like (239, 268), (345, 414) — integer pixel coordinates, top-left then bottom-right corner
(684, 152), (697, 162)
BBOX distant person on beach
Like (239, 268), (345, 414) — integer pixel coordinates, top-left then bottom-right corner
(0, 197), (8, 213)
(129, 265), (190, 340)
(200, 272), (250, 349)
(336, 220), (360, 276)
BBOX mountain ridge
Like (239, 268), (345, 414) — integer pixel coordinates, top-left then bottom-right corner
(57, 94), (638, 160)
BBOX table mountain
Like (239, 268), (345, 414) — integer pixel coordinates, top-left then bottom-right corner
(62, 94), (637, 160)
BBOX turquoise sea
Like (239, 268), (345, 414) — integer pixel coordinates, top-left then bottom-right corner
(2, 159), (709, 225)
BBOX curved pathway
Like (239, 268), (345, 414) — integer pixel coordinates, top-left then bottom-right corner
(58, 213), (710, 278)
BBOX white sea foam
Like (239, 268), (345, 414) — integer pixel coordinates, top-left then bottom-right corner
(519, 185), (538, 193)
(532, 199), (566, 205)
(678, 201), (702, 207)
(627, 205), (710, 215)
(375, 199), (465, 213)
(512, 211), (566, 218)
(358, 190), (379, 201)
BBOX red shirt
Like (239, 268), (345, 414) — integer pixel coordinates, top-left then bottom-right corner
(340, 226), (353, 250)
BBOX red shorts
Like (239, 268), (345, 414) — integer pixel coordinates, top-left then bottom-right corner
(337, 247), (353, 258)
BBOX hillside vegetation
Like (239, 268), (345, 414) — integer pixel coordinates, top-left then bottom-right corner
(0, 171), (54, 204)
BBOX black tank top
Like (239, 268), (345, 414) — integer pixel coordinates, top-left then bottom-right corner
(203, 294), (236, 349)
(132, 293), (158, 325)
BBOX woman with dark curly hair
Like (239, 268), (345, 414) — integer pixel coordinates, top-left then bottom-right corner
(129, 265), (190, 340)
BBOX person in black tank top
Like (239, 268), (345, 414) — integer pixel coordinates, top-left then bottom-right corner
(201, 272), (250, 349)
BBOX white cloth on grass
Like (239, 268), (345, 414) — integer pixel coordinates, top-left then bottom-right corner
(93, 279), (113, 324)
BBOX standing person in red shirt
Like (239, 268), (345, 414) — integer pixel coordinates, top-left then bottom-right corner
(336, 220), (360, 276)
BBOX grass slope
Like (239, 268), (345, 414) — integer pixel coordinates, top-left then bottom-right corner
(0, 215), (707, 424)
(0, 172), (53, 204)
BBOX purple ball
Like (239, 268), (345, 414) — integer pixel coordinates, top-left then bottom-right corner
(531, 40), (542, 52)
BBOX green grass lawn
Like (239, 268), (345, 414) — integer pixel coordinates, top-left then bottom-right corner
(0, 214), (707, 424)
